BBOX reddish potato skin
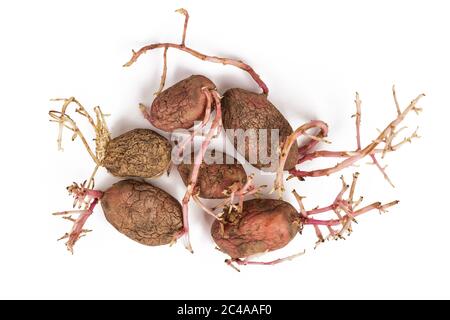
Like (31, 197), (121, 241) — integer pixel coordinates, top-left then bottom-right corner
(221, 88), (299, 171)
(101, 180), (183, 246)
(102, 129), (172, 178)
(211, 199), (300, 258)
(177, 153), (247, 199)
(148, 75), (216, 132)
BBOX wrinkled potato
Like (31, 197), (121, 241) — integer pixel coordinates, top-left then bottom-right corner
(101, 179), (183, 246)
(102, 128), (172, 178)
(221, 88), (299, 171)
(177, 152), (247, 199)
(147, 75), (216, 132)
(211, 199), (300, 258)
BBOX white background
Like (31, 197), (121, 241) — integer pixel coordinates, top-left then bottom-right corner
(0, 0), (449, 299)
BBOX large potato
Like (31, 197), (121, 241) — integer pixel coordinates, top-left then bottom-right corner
(101, 180), (183, 246)
(211, 199), (300, 258)
(148, 75), (216, 132)
(222, 88), (299, 171)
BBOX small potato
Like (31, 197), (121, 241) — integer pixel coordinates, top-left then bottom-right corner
(221, 88), (299, 171)
(102, 128), (172, 178)
(177, 152), (247, 199)
(101, 179), (183, 246)
(211, 199), (300, 258)
(148, 75), (216, 132)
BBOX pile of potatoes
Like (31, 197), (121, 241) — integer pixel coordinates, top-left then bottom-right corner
(50, 9), (423, 269)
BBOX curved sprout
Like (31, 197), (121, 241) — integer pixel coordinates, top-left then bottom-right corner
(275, 87), (424, 195)
(124, 8), (269, 95)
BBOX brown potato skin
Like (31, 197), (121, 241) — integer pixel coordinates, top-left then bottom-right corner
(101, 179), (183, 246)
(211, 199), (300, 259)
(177, 152), (247, 199)
(148, 75), (216, 132)
(102, 128), (171, 178)
(221, 88), (299, 171)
